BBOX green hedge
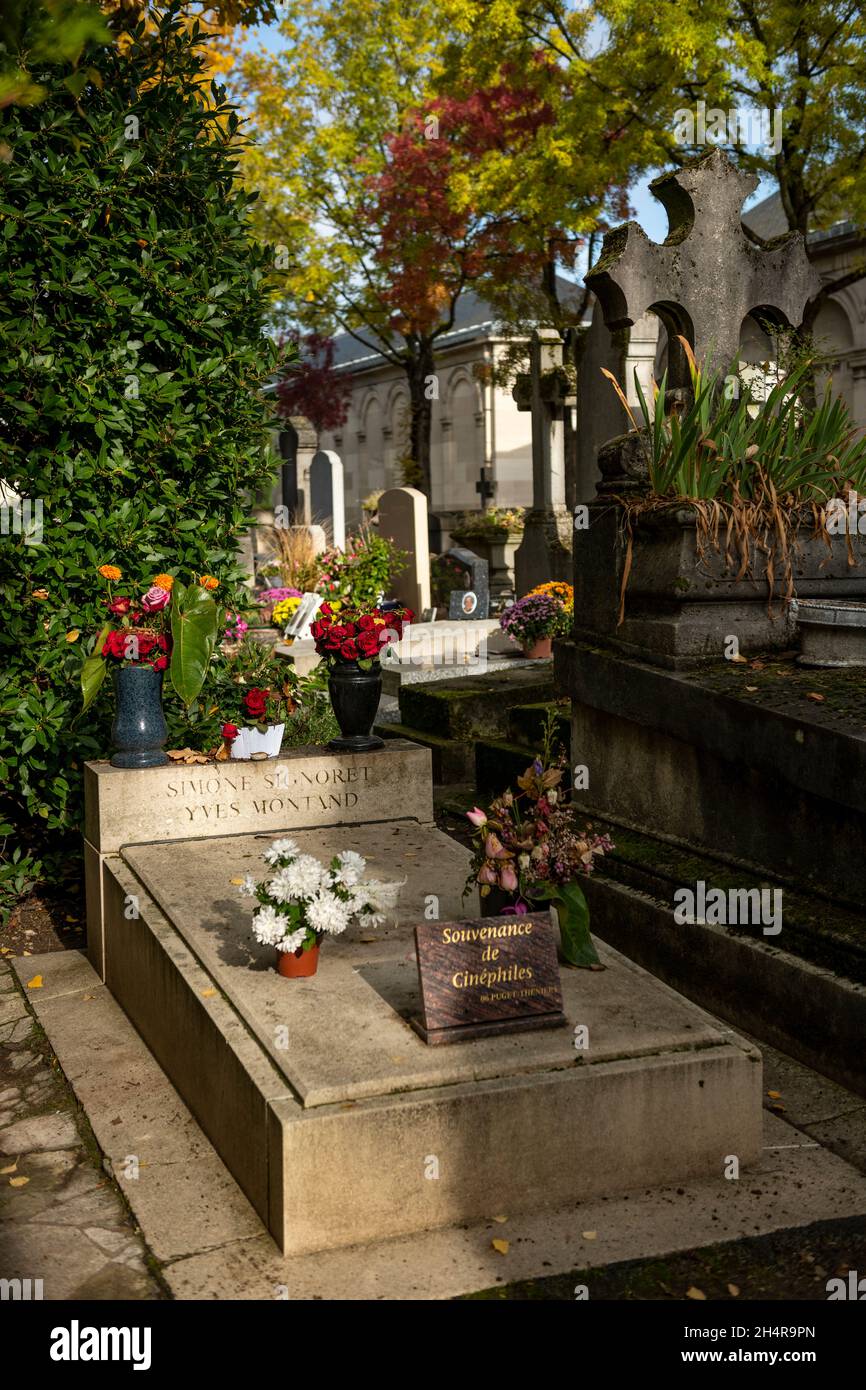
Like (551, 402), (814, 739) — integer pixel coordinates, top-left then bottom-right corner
(0, 8), (280, 912)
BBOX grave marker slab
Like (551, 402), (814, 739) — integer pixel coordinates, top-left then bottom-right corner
(445, 545), (489, 619)
(412, 912), (565, 1045)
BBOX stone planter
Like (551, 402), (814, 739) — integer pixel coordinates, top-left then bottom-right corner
(573, 463), (866, 668)
(792, 598), (866, 667)
(460, 532), (523, 604)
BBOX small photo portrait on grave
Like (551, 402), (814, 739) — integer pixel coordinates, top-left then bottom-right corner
(461, 592), (478, 615)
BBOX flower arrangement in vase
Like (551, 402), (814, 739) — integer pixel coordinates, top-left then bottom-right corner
(498, 586), (572, 658)
(465, 712), (613, 967)
(81, 568), (220, 768)
(221, 685), (295, 760)
(310, 601), (413, 751)
(239, 838), (404, 977)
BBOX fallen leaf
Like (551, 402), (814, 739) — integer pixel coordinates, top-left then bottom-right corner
(582, 1231), (598, 1240)
(728, 1283), (740, 1297)
(9, 1176), (29, 1188)
(730, 652), (748, 664)
(806, 692), (825, 703)
(23, 951), (31, 957)
(82, 994), (94, 1001)
(166, 748), (210, 764)
(770, 1102), (786, 1113)
(359, 936), (379, 944)
(749, 660), (765, 670)
(201, 988), (217, 998)
(686, 1286), (707, 1300)
(745, 685), (758, 692)
(767, 1090), (782, 1099)
(491, 1215), (508, 1224)
(64, 915), (77, 923)
(492, 1239), (509, 1256)
(26, 974), (43, 989)
(0, 1161), (18, 1175)
(229, 877), (245, 886)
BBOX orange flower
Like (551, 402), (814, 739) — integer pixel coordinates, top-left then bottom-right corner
(152, 573), (174, 591)
(32, 588), (49, 600)
(98, 564), (122, 582)
(198, 575), (219, 591)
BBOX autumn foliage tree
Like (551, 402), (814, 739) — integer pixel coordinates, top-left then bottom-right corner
(275, 332), (353, 438)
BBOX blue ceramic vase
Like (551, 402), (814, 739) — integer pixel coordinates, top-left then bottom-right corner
(110, 665), (169, 769)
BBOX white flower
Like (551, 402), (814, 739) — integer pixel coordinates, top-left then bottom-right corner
(547, 790), (558, 806)
(237, 875), (257, 897)
(268, 854), (324, 903)
(264, 838), (299, 866)
(276, 926), (307, 955)
(305, 889), (352, 936)
(251, 905), (284, 947)
(350, 877), (404, 927)
(332, 849), (366, 888)
(267, 867), (297, 904)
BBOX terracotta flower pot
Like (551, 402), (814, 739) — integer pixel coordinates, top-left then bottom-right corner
(276, 943), (320, 978)
(522, 637), (553, 659)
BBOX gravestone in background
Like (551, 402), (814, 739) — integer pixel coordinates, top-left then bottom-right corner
(378, 487), (431, 616)
(309, 449), (346, 549)
(446, 545), (490, 619)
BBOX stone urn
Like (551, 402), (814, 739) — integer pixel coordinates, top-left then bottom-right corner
(327, 660), (384, 752)
(110, 666), (169, 769)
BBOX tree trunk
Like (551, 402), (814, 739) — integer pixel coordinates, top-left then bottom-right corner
(403, 339), (435, 498)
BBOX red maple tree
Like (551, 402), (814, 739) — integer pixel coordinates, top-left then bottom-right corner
(275, 331), (354, 436)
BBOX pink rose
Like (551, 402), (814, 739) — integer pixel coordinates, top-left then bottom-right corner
(499, 863), (518, 893)
(141, 585), (171, 613)
(477, 863), (497, 886)
(466, 807), (487, 827)
(484, 833), (509, 861)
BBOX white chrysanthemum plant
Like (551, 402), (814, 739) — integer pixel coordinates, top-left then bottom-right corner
(238, 838), (403, 972)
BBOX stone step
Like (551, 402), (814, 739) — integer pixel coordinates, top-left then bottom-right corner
(474, 738), (538, 795)
(375, 721), (475, 784)
(506, 701), (571, 754)
(398, 668), (559, 741)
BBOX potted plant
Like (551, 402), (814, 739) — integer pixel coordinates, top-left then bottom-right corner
(576, 341), (866, 667)
(238, 838), (403, 978)
(221, 685), (294, 760)
(81, 569), (219, 768)
(464, 714), (613, 967)
(311, 601), (413, 751)
(498, 588), (571, 658)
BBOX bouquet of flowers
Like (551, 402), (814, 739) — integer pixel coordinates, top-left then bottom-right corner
(220, 683), (296, 760)
(499, 590), (571, 651)
(82, 567), (220, 710)
(527, 580), (574, 612)
(465, 713), (613, 967)
(239, 838), (403, 968)
(270, 592), (304, 629)
(310, 602), (413, 668)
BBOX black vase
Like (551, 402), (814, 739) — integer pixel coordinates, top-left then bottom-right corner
(110, 665), (169, 769)
(327, 661), (384, 752)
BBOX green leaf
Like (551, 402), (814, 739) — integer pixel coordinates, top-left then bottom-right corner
(80, 624), (110, 713)
(170, 582), (219, 706)
(531, 880), (600, 968)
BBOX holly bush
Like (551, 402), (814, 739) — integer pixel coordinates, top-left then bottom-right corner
(0, 6), (281, 915)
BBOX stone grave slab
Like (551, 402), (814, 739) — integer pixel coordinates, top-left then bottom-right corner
(99, 826), (763, 1257)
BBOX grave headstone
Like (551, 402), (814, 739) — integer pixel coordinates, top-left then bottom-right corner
(445, 545), (489, 619)
(283, 591), (322, 642)
(309, 449), (346, 549)
(377, 487), (431, 616)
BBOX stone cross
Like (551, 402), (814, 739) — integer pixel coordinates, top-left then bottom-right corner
(585, 148), (821, 386)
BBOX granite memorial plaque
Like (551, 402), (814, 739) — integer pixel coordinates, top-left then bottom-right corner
(411, 911), (565, 1045)
(445, 545), (490, 620)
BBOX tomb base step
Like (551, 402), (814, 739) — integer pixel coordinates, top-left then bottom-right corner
(92, 826), (761, 1257)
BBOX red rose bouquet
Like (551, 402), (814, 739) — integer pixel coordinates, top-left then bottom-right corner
(310, 602), (413, 668)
